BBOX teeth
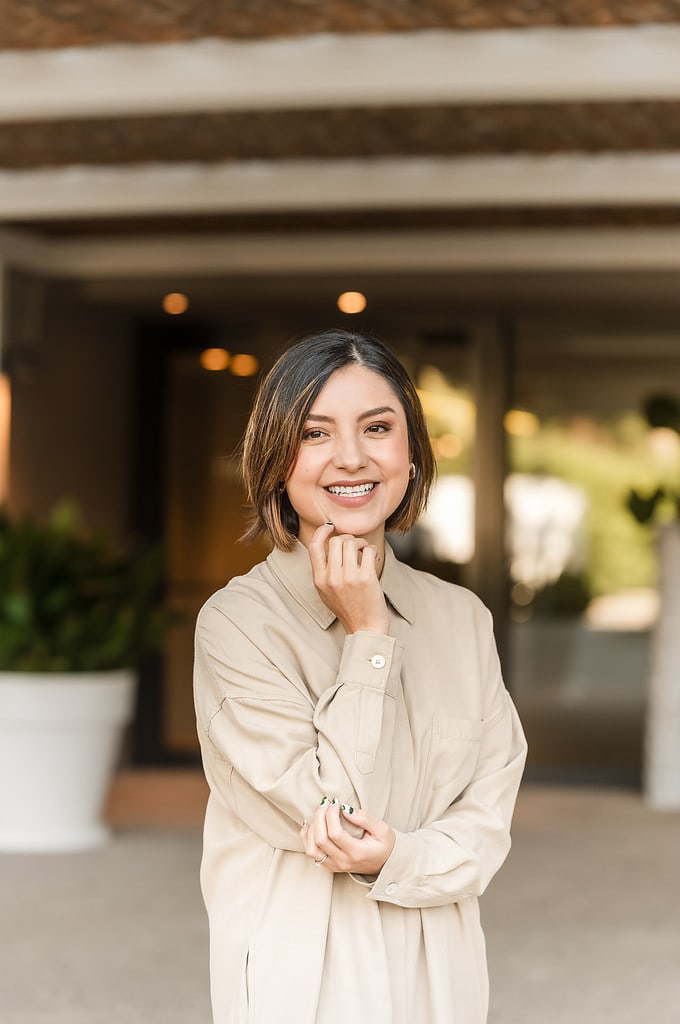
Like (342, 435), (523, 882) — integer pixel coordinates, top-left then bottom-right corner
(327, 483), (376, 496)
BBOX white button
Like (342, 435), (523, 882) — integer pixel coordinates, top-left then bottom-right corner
(385, 883), (398, 895)
(370, 654), (386, 669)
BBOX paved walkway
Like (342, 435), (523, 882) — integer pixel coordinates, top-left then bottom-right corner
(1, 783), (679, 1024)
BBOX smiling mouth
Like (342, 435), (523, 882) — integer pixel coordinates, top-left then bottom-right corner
(325, 483), (376, 496)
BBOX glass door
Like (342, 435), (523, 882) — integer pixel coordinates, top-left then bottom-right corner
(141, 319), (495, 761)
(507, 322), (680, 785)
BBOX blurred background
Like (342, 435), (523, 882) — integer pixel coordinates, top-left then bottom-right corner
(3, 6), (680, 1024)
(3, 3), (680, 787)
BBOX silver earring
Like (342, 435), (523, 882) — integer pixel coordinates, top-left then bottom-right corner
(408, 462), (416, 480)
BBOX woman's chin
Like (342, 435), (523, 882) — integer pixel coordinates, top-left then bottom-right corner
(328, 515), (385, 543)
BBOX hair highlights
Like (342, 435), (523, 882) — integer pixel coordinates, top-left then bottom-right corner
(241, 329), (435, 550)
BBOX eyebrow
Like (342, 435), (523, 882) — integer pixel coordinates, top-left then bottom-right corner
(306, 405), (397, 423)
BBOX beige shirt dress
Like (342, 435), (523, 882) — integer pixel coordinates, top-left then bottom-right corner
(194, 541), (527, 1024)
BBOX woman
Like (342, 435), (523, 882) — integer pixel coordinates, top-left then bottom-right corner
(194, 329), (527, 1024)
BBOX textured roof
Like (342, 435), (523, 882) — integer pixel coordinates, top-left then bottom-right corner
(3, 7), (680, 238)
(2, 0), (680, 49)
(3, 101), (680, 169)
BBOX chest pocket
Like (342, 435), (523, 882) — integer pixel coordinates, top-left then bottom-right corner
(418, 714), (483, 825)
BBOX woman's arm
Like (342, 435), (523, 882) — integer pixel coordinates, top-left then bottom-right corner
(195, 525), (401, 851)
(298, 609), (527, 897)
(195, 607), (402, 852)
(363, 691), (526, 907)
(299, 691), (525, 890)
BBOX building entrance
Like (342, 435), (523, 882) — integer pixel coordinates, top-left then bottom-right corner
(135, 312), (680, 788)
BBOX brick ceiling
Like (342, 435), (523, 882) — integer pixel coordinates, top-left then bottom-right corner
(6, 95), (680, 233)
(3, 101), (680, 169)
(2, 0), (680, 49)
(4, 5), (680, 237)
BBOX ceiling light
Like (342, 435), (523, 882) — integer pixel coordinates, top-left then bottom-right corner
(230, 353), (259, 377)
(162, 292), (189, 315)
(200, 348), (230, 371)
(337, 291), (367, 314)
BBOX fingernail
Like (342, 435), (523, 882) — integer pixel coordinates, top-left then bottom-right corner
(341, 804), (354, 814)
(325, 521), (334, 527)
(301, 820), (308, 827)
(330, 797), (338, 805)
(320, 796), (329, 806)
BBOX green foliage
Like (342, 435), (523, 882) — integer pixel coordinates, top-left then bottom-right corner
(643, 393), (680, 432)
(510, 420), (664, 596)
(627, 486), (668, 525)
(0, 502), (168, 673)
(625, 393), (680, 526)
(533, 571), (592, 617)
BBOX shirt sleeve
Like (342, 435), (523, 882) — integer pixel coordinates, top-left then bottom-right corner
(194, 600), (404, 852)
(363, 614), (528, 909)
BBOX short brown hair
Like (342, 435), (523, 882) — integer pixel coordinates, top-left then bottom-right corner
(241, 329), (436, 550)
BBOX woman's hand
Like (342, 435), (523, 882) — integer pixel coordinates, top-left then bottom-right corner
(308, 523), (389, 635)
(300, 799), (396, 875)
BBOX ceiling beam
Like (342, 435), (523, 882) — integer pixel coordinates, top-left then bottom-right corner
(3, 26), (680, 123)
(5, 153), (680, 219)
(6, 225), (680, 277)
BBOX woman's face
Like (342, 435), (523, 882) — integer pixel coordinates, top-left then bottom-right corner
(285, 364), (411, 550)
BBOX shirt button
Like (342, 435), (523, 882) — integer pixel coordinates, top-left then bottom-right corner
(370, 654), (386, 669)
(385, 883), (398, 895)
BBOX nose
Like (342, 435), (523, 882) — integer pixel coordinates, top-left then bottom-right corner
(332, 431), (368, 472)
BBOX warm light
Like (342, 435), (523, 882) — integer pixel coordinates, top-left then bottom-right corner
(230, 353), (259, 377)
(504, 409), (539, 437)
(162, 292), (189, 315)
(0, 373), (10, 502)
(433, 433), (463, 459)
(200, 348), (231, 372)
(648, 427), (680, 464)
(337, 291), (367, 314)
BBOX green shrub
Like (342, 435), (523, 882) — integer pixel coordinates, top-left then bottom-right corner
(0, 503), (168, 672)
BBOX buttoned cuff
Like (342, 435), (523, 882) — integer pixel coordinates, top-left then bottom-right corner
(348, 872), (377, 888)
(365, 829), (422, 906)
(337, 632), (404, 698)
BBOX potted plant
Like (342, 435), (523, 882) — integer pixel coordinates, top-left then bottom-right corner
(0, 502), (167, 851)
(627, 393), (680, 809)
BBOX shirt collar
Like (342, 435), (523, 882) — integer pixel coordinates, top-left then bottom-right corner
(267, 539), (414, 630)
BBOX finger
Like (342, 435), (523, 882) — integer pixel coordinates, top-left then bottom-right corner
(326, 535), (367, 580)
(312, 853), (339, 872)
(308, 799), (333, 853)
(357, 544), (379, 577)
(301, 822), (319, 858)
(324, 800), (360, 852)
(311, 800), (350, 859)
(341, 804), (380, 836)
(305, 804), (336, 859)
(308, 523), (335, 578)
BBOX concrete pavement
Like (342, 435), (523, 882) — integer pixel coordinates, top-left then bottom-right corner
(1, 782), (679, 1024)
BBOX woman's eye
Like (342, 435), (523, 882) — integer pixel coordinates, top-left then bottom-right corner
(366, 423), (389, 434)
(302, 428), (326, 440)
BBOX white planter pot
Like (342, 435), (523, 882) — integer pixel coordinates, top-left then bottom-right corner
(644, 523), (680, 809)
(0, 669), (136, 852)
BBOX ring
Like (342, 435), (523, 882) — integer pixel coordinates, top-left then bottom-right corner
(314, 855), (328, 867)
